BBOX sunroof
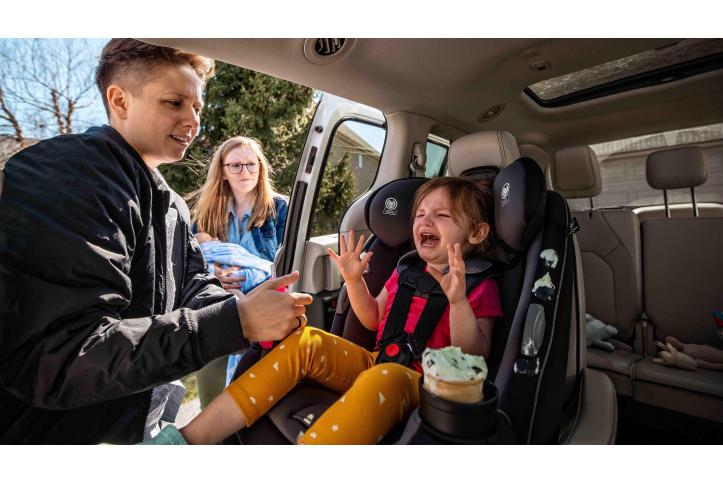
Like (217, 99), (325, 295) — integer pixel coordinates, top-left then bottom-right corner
(526, 39), (723, 106)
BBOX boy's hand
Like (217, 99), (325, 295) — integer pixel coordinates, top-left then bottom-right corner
(235, 272), (313, 341)
(214, 264), (245, 290)
(428, 243), (467, 305)
(326, 230), (373, 283)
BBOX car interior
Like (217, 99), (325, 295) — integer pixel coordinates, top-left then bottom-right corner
(144, 38), (723, 443)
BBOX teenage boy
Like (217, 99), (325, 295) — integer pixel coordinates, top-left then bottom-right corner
(0, 39), (312, 444)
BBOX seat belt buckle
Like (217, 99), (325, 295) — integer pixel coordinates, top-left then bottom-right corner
(568, 217), (580, 236)
(376, 333), (417, 367)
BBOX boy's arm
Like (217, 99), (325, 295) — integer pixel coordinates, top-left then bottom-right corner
(0, 139), (245, 411)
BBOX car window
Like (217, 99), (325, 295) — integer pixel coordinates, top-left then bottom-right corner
(567, 123), (723, 210)
(425, 138), (449, 178)
(310, 119), (386, 237)
(526, 38), (723, 106)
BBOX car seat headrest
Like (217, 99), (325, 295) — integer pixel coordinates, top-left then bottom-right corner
(365, 177), (429, 248)
(493, 157), (547, 253)
(448, 130), (521, 178)
(551, 146), (602, 199)
(646, 146), (707, 190)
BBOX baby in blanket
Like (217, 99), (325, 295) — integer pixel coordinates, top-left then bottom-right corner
(194, 232), (273, 294)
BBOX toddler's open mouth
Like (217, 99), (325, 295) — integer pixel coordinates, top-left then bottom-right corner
(420, 232), (440, 247)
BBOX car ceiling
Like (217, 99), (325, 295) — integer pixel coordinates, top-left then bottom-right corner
(144, 38), (723, 151)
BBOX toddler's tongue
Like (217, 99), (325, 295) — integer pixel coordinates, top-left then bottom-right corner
(421, 234), (439, 247)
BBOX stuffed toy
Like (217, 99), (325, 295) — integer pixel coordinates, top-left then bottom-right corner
(714, 311), (723, 341)
(653, 336), (723, 371)
(585, 314), (618, 352)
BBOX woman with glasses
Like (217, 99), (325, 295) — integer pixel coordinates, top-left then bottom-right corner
(190, 136), (288, 280)
(189, 136), (289, 384)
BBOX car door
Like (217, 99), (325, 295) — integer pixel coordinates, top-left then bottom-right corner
(275, 92), (387, 330)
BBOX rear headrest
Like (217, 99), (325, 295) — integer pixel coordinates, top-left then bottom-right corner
(365, 177), (429, 248)
(646, 146), (707, 190)
(493, 158), (547, 253)
(448, 130), (521, 177)
(551, 146), (602, 199)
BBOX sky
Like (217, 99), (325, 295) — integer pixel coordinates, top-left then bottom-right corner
(0, 38), (109, 139)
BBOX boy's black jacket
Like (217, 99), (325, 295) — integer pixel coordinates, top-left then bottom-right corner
(0, 126), (246, 444)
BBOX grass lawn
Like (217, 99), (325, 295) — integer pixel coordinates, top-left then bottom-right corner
(181, 373), (198, 403)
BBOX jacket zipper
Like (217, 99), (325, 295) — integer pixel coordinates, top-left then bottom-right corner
(142, 189), (171, 440)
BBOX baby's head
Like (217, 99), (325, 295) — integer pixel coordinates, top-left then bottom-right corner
(412, 177), (497, 267)
(194, 232), (216, 244)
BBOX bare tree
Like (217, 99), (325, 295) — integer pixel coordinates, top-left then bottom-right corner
(0, 85), (25, 145)
(0, 39), (100, 141)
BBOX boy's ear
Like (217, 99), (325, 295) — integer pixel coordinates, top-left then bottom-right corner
(106, 85), (130, 121)
(468, 222), (490, 246)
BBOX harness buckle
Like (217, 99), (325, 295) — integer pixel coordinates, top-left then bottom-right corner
(376, 332), (419, 367)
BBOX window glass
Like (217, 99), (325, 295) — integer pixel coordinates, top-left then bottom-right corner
(568, 123), (723, 210)
(425, 140), (448, 178)
(310, 119), (386, 237)
(527, 38), (723, 102)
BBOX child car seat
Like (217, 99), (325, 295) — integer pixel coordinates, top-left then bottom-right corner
(230, 159), (586, 444)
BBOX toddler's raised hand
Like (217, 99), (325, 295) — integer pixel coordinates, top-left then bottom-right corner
(327, 230), (373, 283)
(428, 243), (467, 305)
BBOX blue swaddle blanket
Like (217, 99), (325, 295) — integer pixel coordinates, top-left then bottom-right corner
(200, 241), (275, 386)
(200, 241), (273, 293)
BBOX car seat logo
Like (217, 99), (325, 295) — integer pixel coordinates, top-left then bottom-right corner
(383, 197), (398, 215)
(501, 182), (511, 207)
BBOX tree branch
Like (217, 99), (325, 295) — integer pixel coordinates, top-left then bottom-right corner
(0, 85), (25, 145)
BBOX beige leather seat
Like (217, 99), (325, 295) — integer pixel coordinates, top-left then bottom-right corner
(551, 146), (643, 397)
(633, 146), (723, 422)
(634, 202), (723, 222)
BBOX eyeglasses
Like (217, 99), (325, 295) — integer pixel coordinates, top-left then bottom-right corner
(223, 162), (259, 174)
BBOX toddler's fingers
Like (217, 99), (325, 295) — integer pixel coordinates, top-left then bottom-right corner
(355, 234), (366, 253)
(360, 251), (373, 269)
(327, 248), (341, 261)
(340, 232), (349, 254)
(348, 230), (356, 254)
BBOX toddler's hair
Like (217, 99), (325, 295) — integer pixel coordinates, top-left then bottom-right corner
(413, 176), (499, 256)
(95, 39), (215, 116)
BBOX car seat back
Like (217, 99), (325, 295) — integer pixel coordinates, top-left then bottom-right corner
(642, 146), (723, 346)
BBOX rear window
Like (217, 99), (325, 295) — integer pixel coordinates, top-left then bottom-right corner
(566, 123), (723, 210)
(425, 135), (449, 178)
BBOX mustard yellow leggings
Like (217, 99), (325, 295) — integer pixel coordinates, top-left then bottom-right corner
(225, 326), (421, 444)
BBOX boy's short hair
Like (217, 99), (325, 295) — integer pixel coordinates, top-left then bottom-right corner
(96, 39), (216, 116)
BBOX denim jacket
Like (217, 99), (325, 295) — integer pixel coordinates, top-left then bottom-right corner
(244, 195), (288, 263)
(192, 195), (287, 264)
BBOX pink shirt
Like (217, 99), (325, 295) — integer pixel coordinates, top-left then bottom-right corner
(375, 268), (503, 372)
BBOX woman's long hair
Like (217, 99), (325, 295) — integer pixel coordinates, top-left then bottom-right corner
(188, 136), (277, 241)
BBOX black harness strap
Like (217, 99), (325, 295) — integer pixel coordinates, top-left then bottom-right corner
(376, 253), (498, 367)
